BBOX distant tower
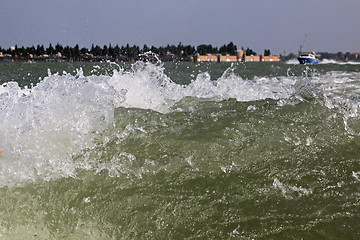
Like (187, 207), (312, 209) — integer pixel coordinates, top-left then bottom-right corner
(237, 49), (245, 62)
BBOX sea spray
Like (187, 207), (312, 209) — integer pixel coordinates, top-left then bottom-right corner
(0, 68), (127, 186)
(1, 62), (360, 186)
(0, 61), (359, 239)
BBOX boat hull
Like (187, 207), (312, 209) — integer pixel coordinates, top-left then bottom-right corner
(297, 57), (320, 64)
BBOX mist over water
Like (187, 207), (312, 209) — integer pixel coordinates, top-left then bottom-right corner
(0, 61), (359, 239)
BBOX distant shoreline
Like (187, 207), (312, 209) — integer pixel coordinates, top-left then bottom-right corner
(1, 43), (359, 63)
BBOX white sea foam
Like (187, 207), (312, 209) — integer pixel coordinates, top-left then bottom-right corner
(106, 62), (295, 111)
(320, 59), (360, 65)
(352, 171), (360, 181)
(0, 68), (127, 185)
(285, 58), (299, 65)
(273, 178), (313, 198)
(0, 61), (359, 186)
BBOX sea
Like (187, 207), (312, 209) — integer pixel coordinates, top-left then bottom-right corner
(0, 59), (359, 239)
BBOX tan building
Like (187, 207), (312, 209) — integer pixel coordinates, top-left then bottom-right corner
(245, 55), (261, 62)
(261, 55), (280, 62)
(197, 50), (245, 63)
(237, 49), (245, 60)
(196, 53), (218, 62)
(219, 54), (237, 62)
(196, 49), (279, 63)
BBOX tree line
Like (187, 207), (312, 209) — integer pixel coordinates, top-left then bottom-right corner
(0, 42), (260, 59)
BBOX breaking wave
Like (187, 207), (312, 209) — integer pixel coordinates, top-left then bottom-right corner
(0, 61), (359, 187)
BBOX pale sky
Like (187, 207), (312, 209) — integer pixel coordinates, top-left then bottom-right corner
(1, 0), (359, 54)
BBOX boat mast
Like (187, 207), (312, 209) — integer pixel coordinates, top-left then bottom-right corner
(299, 34), (307, 54)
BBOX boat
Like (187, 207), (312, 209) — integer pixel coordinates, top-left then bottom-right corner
(297, 52), (320, 64)
(297, 34), (320, 64)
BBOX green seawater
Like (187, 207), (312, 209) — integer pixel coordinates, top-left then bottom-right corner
(0, 61), (360, 239)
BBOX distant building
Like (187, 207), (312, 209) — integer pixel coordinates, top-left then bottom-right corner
(261, 55), (280, 62)
(237, 49), (245, 61)
(196, 50), (244, 63)
(351, 53), (360, 60)
(3, 54), (12, 62)
(196, 53), (218, 62)
(196, 49), (279, 63)
(219, 54), (237, 62)
(245, 55), (260, 62)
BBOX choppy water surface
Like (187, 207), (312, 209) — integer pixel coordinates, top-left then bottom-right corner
(0, 60), (360, 239)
